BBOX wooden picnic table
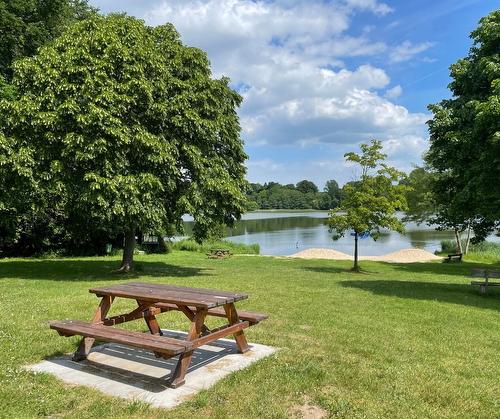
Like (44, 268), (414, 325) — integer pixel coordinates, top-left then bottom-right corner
(50, 282), (267, 388)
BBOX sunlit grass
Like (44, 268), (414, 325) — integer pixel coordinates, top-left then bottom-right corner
(0, 252), (499, 418)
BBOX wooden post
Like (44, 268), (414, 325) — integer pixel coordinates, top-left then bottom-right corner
(224, 303), (249, 353)
(169, 308), (208, 388)
(73, 295), (114, 361)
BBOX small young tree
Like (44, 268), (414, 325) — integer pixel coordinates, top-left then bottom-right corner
(328, 140), (408, 271)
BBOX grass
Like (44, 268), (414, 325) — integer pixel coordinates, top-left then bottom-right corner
(0, 252), (499, 418)
(440, 239), (500, 264)
(171, 239), (260, 255)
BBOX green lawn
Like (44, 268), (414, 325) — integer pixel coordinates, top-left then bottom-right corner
(1, 252), (499, 418)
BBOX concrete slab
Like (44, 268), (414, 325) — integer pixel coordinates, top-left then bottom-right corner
(27, 330), (276, 409)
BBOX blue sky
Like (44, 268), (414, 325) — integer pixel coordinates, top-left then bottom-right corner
(90, 0), (498, 188)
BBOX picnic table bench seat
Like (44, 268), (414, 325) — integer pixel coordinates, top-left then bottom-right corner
(50, 320), (191, 356)
(152, 302), (268, 325)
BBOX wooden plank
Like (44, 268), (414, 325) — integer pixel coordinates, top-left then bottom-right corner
(50, 320), (191, 355)
(471, 269), (500, 278)
(92, 283), (232, 306)
(169, 308), (208, 388)
(471, 281), (500, 286)
(89, 284), (225, 308)
(73, 295), (114, 361)
(153, 302), (268, 325)
(190, 321), (250, 348)
(224, 303), (249, 353)
(127, 282), (248, 301)
(51, 320), (192, 348)
(101, 303), (156, 326)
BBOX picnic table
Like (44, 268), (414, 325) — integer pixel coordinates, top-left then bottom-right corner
(50, 282), (267, 388)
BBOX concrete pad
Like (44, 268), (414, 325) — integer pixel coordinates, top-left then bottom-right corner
(27, 330), (276, 409)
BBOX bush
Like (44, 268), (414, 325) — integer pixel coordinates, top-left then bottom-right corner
(172, 239), (259, 255)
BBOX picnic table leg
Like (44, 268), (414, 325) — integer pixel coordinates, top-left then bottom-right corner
(142, 306), (165, 359)
(169, 307), (208, 388)
(224, 303), (249, 354)
(176, 304), (211, 335)
(73, 295), (114, 361)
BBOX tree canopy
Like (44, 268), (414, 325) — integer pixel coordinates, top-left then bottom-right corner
(425, 10), (500, 241)
(246, 179), (341, 210)
(0, 14), (248, 269)
(0, 0), (96, 81)
(328, 140), (408, 271)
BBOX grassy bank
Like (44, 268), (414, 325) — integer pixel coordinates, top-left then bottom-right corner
(0, 252), (499, 418)
(440, 239), (500, 263)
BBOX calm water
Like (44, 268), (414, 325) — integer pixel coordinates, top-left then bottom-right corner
(182, 211), (458, 256)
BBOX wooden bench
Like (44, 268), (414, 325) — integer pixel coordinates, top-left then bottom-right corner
(152, 302), (268, 325)
(444, 253), (462, 262)
(471, 269), (500, 294)
(207, 249), (232, 259)
(50, 320), (191, 357)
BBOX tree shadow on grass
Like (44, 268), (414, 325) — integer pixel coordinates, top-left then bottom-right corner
(340, 279), (500, 311)
(386, 260), (500, 278)
(0, 259), (211, 282)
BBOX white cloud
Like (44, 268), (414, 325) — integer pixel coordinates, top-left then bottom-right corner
(344, 0), (393, 16)
(384, 84), (402, 98)
(389, 41), (434, 63)
(140, 0), (432, 183)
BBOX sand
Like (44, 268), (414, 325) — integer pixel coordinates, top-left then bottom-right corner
(290, 247), (442, 263)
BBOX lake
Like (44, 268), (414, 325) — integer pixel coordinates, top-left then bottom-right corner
(182, 211), (459, 256)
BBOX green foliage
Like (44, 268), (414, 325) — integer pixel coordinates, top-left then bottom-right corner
(0, 15), (248, 259)
(323, 179), (343, 209)
(0, 0), (96, 81)
(329, 140), (408, 269)
(425, 10), (500, 240)
(246, 179), (341, 210)
(295, 179), (318, 194)
(400, 167), (435, 224)
(172, 238), (260, 254)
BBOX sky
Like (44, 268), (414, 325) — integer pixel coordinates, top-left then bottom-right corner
(89, 0), (498, 188)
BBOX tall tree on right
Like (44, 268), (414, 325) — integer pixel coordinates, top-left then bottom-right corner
(425, 10), (500, 244)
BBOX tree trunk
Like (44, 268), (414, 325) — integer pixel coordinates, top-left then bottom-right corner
(352, 232), (360, 272)
(454, 228), (463, 254)
(464, 222), (472, 255)
(118, 229), (136, 272)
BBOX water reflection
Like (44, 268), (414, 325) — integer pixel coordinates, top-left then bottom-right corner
(181, 211), (460, 256)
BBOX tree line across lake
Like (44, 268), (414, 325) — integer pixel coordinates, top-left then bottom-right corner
(245, 179), (343, 210)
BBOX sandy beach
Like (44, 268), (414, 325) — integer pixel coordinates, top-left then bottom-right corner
(290, 248), (443, 263)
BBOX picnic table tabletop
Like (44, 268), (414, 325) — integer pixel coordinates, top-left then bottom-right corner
(89, 282), (248, 308)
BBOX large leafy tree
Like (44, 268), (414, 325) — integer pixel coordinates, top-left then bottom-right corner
(328, 140), (408, 271)
(0, 15), (248, 270)
(425, 10), (500, 242)
(0, 0), (96, 81)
